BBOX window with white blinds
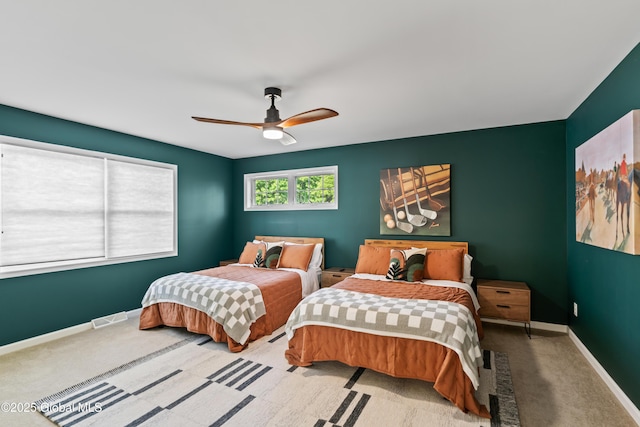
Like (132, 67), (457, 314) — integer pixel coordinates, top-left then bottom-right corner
(107, 160), (175, 258)
(0, 136), (177, 278)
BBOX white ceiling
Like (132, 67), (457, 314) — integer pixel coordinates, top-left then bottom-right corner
(2, 1), (639, 159)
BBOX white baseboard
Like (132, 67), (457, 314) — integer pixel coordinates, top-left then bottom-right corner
(481, 317), (569, 333)
(569, 329), (640, 426)
(0, 322), (93, 357)
(0, 308), (142, 357)
(127, 307), (142, 317)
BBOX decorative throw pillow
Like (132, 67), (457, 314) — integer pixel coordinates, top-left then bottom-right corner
(238, 241), (267, 267)
(355, 245), (391, 275)
(386, 249), (406, 281)
(264, 241), (284, 269)
(277, 243), (315, 271)
(423, 248), (464, 282)
(386, 248), (427, 282)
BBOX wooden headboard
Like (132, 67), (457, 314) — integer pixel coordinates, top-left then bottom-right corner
(364, 239), (468, 255)
(255, 236), (325, 269)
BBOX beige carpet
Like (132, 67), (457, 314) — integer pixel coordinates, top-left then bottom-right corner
(32, 326), (518, 426)
(0, 315), (636, 426)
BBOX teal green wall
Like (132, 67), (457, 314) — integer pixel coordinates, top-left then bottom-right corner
(233, 121), (568, 324)
(0, 105), (234, 346)
(566, 43), (640, 407)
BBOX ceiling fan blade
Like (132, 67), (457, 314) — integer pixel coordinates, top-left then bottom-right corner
(192, 116), (264, 130)
(279, 131), (297, 146)
(279, 108), (338, 128)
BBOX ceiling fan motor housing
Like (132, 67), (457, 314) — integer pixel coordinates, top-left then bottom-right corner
(264, 87), (282, 123)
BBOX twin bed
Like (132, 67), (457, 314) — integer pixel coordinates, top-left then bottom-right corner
(138, 236), (488, 418)
(139, 236), (324, 352)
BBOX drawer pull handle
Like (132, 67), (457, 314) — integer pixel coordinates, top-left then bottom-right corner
(497, 304), (511, 309)
(496, 290), (511, 294)
(332, 274), (342, 278)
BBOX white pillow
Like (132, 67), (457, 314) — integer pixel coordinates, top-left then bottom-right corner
(309, 243), (323, 269)
(463, 253), (473, 285)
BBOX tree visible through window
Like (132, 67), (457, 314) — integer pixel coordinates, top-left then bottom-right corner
(255, 177), (288, 206)
(245, 166), (338, 211)
(296, 174), (335, 204)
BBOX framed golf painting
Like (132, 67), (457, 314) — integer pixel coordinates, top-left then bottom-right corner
(379, 164), (451, 236)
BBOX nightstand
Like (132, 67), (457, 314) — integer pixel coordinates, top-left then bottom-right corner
(219, 258), (239, 266)
(477, 279), (531, 338)
(321, 267), (355, 288)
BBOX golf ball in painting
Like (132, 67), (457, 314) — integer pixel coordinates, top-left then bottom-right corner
(386, 219), (396, 229)
(397, 210), (406, 220)
(383, 213), (392, 223)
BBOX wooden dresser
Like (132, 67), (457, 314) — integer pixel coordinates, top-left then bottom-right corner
(321, 267), (355, 288)
(477, 279), (531, 337)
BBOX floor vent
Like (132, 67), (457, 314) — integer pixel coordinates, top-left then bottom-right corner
(92, 312), (128, 329)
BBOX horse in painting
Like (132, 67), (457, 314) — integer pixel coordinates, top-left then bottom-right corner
(616, 171), (631, 239)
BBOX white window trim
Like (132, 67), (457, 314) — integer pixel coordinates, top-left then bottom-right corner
(244, 165), (338, 211)
(0, 135), (178, 279)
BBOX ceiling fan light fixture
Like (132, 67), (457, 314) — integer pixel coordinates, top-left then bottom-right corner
(263, 126), (284, 140)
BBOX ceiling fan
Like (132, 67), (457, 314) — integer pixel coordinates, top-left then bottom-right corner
(192, 87), (338, 145)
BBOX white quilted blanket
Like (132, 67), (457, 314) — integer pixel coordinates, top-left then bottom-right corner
(142, 272), (266, 344)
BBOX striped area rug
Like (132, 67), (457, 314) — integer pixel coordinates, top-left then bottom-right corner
(36, 327), (520, 427)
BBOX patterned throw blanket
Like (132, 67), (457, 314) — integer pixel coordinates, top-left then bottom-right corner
(285, 287), (482, 388)
(141, 272), (266, 345)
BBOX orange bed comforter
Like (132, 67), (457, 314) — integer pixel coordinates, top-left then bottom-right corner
(285, 277), (489, 418)
(139, 265), (302, 352)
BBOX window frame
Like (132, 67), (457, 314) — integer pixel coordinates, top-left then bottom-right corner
(0, 135), (178, 279)
(244, 165), (338, 211)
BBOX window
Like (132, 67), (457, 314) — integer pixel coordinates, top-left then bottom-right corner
(0, 135), (177, 278)
(296, 173), (335, 205)
(107, 160), (175, 258)
(255, 177), (289, 206)
(244, 166), (338, 211)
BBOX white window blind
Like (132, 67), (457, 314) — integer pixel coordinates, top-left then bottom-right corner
(0, 137), (177, 278)
(107, 160), (175, 258)
(0, 144), (105, 266)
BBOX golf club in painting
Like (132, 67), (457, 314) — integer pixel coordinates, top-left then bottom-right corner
(409, 166), (437, 220)
(386, 168), (413, 233)
(397, 168), (427, 226)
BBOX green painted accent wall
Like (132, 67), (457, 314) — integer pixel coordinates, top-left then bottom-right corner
(0, 104), (234, 346)
(566, 43), (640, 407)
(233, 121), (567, 324)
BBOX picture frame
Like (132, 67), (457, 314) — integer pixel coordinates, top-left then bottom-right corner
(379, 164), (451, 236)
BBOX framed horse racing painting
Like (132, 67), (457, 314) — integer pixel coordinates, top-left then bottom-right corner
(575, 110), (640, 254)
(379, 164), (451, 236)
